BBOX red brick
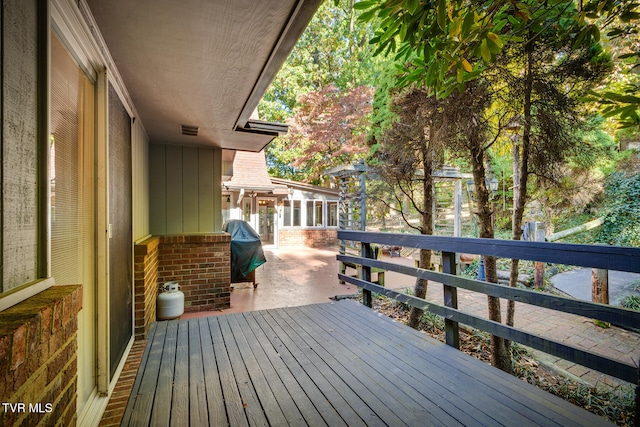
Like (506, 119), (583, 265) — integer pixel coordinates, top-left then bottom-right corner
(11, 323), (27, 370)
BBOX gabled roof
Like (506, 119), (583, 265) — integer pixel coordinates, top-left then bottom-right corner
(85, 0), (321, 152)
(271, 177), (339, 196)
(223, 151), (288, 194)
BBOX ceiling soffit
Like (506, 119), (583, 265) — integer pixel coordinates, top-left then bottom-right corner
(85, 0), (320, 151)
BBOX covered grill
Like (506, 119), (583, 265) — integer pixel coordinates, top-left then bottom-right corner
(223, 220), (267, 287)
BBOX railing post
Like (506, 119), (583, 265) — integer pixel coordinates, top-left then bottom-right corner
(361, 242), (373, 308)
(442, 251), (460, 349)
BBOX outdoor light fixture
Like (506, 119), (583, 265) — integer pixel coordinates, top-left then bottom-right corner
(488, 176), (499, 195)
(467, 177), (499, 198)
(466, 179), (475, 195)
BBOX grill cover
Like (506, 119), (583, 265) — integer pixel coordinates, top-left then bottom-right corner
(223, 220), (267, 282)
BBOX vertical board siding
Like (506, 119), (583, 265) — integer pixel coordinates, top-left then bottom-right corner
(132, 120), (150, 241)
(149, 144), (167, 234)
(182, 147), (199, 233)
(198, 148), (215, 232)
(149, 144), (221, 235)
(212, 148), (222, 232)
(165, 145), (183, 234)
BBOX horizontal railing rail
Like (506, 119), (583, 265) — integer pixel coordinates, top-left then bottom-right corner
(337, 254), (639, 330)
(337, 230), (640, 390)
(338, 230), (640, 273)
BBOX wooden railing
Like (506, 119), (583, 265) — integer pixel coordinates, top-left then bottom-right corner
(337, 230), (640, 419)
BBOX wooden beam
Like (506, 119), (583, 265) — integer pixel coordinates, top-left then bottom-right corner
(337, 230), (640, 273)
(546, 218), (604, 242)
(337, 255), (640, 331)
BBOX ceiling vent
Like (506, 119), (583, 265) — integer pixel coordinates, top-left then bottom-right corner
(180, 124), (199, 136)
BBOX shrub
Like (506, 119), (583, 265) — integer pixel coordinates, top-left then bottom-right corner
(598, 169), (640, 247)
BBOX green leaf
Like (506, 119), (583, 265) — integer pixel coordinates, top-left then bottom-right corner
(407, 0), (419, 14)
(357, 9), (378, 22)
(461, 11), (476, 37)
(480, 39), (491, 62)
(486, 32), (503, 48)
(437, 0), (447, 31)
(485, 34), (501, 54)
(591, 25), (601, 42)
(425, 64), (437, 86)
(353, 1), (376, 10)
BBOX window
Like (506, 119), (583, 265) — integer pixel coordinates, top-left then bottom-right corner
(328, 201), (338, 227)
(1, 0), (46, 298)
(50, 32), (95, 289)
(282, 200), (301, 227)
(243, 198), (251, 222)
(306, 200), (324, 227)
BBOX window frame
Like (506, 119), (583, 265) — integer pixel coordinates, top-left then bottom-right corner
(0, 0), (52, 311)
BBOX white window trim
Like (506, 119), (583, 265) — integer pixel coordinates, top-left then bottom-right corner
(281, 196), (340, 229)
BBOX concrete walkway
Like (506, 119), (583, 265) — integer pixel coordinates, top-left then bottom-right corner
(551, 268), (640, 306)
(205, 246), (640, 390)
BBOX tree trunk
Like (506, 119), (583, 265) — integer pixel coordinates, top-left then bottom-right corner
(507, 38), (534, 331)
(408, 249), (431, 328)
(408, 141), (434, 329)
(470, 131), (512, 374)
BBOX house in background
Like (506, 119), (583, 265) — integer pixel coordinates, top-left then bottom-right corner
(222, 150), (340, 248)
(0, 0), (321, 425)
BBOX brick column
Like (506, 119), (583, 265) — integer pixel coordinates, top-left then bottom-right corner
(134, 236), (160, 340)
(0, 285), (82, 427)
(158, 234), (231, 313)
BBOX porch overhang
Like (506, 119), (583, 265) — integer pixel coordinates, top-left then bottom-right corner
(85, 0), (320, 152)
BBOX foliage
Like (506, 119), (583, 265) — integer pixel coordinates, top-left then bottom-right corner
(369, 86), (446, 233)
(584, 1), (640, 130)
(591, 82), (640, 128)
(355, 0), (617, 96)
(620, 295), (640, 311)
(597, 158), (640, 246)
(285, 84), (374, 184)
(260, 0), (387, 181)
(544, 381), (636, 426)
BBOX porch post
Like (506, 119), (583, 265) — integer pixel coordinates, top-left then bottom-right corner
(361, 242), (373, 308)
(442, 251), (460, 349)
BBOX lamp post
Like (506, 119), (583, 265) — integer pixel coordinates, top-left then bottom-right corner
(466, 180), (477, 237)
(488, 176), (498, 229)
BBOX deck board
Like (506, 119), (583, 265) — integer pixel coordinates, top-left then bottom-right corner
(123, 300), (613, 426)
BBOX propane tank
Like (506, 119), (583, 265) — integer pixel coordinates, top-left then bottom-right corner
(157, 281), (184, 320)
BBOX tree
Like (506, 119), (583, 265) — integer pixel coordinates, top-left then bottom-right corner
(355, 0), (631, 96)
(285, 84), (374, 184)
(260, 0), (387, 181)
(446, 80), (514, 373)
(495, 34), (612, 329)
(358, 0), (612, 374)
(369, 86), (447, 328)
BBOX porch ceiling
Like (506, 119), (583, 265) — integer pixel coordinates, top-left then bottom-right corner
(85, 0), (320, 151)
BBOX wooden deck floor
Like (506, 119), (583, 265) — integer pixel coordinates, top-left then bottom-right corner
(122, 300), (613, 426)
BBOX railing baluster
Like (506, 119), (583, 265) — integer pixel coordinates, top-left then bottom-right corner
(442, 251), (460, 349)
(361, 243), (373, 308)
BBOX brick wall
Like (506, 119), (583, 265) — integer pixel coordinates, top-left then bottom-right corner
(0, 285), (82, 427)
(158, 234), (231, 313)
(134, 237), (160, 340)
(279, 229), (338, 248)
